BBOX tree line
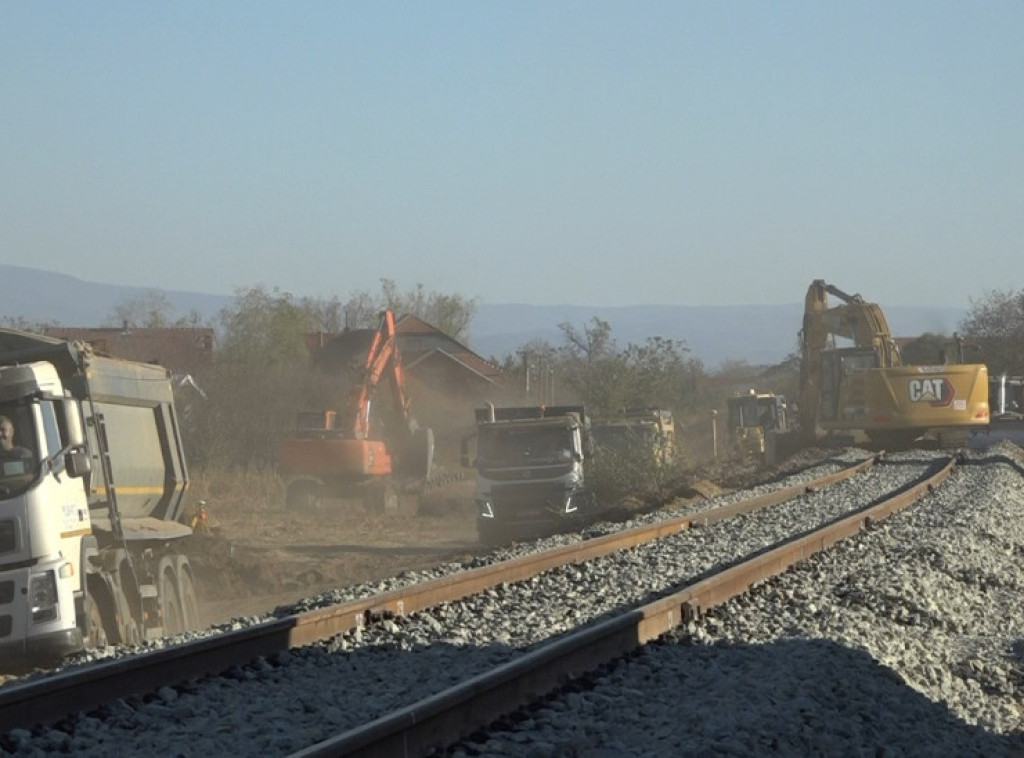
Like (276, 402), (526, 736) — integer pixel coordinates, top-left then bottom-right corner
(3, 284), (1023, 474)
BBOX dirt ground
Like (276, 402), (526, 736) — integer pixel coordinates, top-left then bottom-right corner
(183, 478), (486, 625)
(181, 454), (784, 628)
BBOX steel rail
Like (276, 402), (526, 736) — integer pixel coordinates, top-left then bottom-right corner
(0, 454), (878, 731)
(292, 454), (955, 758)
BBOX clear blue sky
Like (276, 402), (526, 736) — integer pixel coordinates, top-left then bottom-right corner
(2, 2), (1021, 308)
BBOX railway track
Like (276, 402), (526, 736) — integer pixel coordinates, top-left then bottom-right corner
(294, 452), (954, 756)
(3, 448), (1021, 755)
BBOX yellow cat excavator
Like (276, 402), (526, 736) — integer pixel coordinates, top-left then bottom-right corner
(799, 280), (989, 447)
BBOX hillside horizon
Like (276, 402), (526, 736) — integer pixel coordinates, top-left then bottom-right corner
(0, 264), (968, 368)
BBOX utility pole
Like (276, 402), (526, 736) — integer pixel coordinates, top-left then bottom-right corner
(518, 351), (532, 400)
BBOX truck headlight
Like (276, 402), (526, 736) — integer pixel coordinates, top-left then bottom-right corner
(30, 571), (59, 623)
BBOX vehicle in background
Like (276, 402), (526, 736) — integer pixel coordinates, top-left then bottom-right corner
(278, 310), (434, 513)
(727, 390), (790, 462)
(592, 407), (676, 467)
(462, 404), (594, 544)
(0, 328), (198, 663)
(969, 374), (1024, 449)
(799, 279), (989, 448)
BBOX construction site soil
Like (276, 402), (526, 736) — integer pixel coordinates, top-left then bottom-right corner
(184, 454), (822, 628)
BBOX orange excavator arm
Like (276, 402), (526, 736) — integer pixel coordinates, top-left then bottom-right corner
(348, 310), (412, 440)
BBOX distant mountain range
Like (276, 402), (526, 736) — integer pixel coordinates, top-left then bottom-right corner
(0, 264), (968, 368)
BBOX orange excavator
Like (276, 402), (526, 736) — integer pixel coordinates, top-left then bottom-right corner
(278, 310), (434, 512)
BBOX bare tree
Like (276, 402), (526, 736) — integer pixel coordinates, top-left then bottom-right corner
(553, 318), (703, 418)
(106, 290), (203, 329)
(298, 294), (346, 333)
(0, 315), (61, 333)
(185, 281), (479, 469)
(371, 279), (478, 342)
(958, 289), (1024, 374)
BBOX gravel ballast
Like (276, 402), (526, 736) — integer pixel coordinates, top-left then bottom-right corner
(5, 449), (1022, 756)
(454, 448), (1024, 756)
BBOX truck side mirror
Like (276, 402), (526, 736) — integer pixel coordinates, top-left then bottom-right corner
(62, 399), (85, 448)
(64, 449), (91, 478)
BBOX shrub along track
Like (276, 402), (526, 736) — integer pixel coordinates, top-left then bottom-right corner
(5, 449), (1011, 756)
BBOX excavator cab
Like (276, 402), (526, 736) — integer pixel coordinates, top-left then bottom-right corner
(818, 348), (878, 422)
(294, 410), (341, 439)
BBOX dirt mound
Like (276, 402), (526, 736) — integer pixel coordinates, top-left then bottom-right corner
(181, 534), (287, 601)
(682, 479), (725, 499)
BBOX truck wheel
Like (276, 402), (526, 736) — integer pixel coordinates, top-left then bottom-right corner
(176, 560), (203, 631)
(86, 594), (108, 648)
(160, 569), (184, 636)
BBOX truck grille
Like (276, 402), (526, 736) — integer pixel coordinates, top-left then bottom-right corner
(483, 463), (573, 481)
(0, 521), (13, 554)
(492, 482), (565, 518)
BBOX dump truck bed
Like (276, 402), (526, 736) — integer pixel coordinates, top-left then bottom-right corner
(0, 328), (189, 524)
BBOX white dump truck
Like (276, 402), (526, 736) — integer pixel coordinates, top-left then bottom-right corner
(0, 328), (198, 662)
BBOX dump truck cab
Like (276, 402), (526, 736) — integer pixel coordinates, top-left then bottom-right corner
(463, 405), (594, 544)
(0, 329), (195, 663)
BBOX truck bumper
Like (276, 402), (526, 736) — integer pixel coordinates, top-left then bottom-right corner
(0, 560), (85, 663)
(477, 489), (588, 541)
(0, 627), (83, 662)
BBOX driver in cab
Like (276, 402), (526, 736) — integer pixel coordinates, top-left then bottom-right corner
(0, 415), (33, 472)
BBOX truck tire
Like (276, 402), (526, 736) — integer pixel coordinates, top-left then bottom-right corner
(160, 568), (184, 636)
(85, 593), (108, 648)
(176, 557), (203, 631)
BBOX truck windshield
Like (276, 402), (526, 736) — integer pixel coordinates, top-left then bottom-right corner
(0, 402), (40, 496)
(478, 426), (574, 466)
